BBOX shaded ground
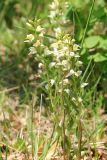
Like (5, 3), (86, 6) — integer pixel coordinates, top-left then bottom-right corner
(0, 88), (107, 159)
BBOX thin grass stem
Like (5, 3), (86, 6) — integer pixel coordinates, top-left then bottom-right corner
(63, 109), (66, 160)
(77, 118), (82, 160)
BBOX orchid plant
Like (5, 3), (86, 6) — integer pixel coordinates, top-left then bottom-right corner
(24, 0), (103, 159)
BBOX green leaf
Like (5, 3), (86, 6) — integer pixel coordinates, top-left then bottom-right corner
(89, 52), (107, 62)
(84, 36), (100, 48)
(93, 7), (105, 19)
(99, 39), (107, 50)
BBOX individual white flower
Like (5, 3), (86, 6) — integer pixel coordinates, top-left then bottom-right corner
(72, 97), (76, 101)
(75, 54), (80, 58)
(48, 11), (56, 19)
(53, 48), (59, 56)
(49, 62), (56, 68)
(24, 34), (34, 42)
(33, 40), (41, 47)
(54, 27), (61, 33)
(70, 69), (75, 75)
(50, 79), (55, 86)
(58, 89), (62, 93)
(80, 83), (88, 88)
(62, 60), (68, 66)
(28, 47), (36, 55)
(63, 79), (69, 85)
(26, 22), (33, 28)
(39, 32), (44, 37)
(51, 42), (58, 49)
(63, 67), (70, 71)
(64, 39), (69, 44)
(44, 48), (52, 56)
(49, 2), (56, 10)
(70, 52), (75, 57)
(76, 61), (83, 66)
(62, 47), (68, 53)
(75, 71), (82, 77)
(66, 69), (75, 78)
(38, 63), (44, 69)
(36, 25), (44, 32)
(64, 89), (70, 94)
(72, 39), (75, 42)
(73, 44), (80, 51)
(78, 97), (82, 102)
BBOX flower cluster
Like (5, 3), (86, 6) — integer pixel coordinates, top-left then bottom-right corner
(24, 19), (45, 56)
(44, 32), (88, 105)
(24, 0), (88, 108)
(48, 0), (69, 25)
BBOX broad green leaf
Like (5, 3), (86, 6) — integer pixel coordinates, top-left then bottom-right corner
(93, 7), (105, 19)
(84, 36), (100, 48)
(89, 52), (107, 62)
(99, 39), (107, 50)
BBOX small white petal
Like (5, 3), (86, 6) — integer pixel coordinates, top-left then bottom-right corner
(75, 54), (80, 58)
(48, 11), (56, 19)
(64, 89), (70, 94)
(25, 34), (34, 42)
(54, 27), (61, 33)
(50, 79), (55, 86)
(72, 39), (75, 42)
(38, 63), (44, 69)
(36, 25), (44, 32)
(49, 62), (56, 67)
(66, 69), (75, 78)
(80, 83), (88, 88)
(78, 97), (82, 102)
(29, 47), (36, 54)
(76, 61), (83, 66)
(26, 22), (33, 28)
(73, 44), (80, 51)
(45, 84), (49, 90)
(39, 32), (44, 37)
(70, 52), (75, 57)
(63, 79), (69, 85)
(72, 97), (76, 101)
(53, 48), (59, 56)
(62, 60), (68, 66)
(75, 71), (82, 77)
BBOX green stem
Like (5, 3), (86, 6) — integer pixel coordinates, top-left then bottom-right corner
(31, 100), (34, 158)
(63, 109), (66, 160)
(61, 80), (66, 160)
(31, 96), (36, 159)
(77, 118), (82, 160)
